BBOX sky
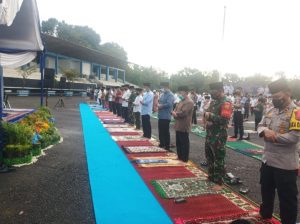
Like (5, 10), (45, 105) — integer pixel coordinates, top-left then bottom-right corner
(36, 0), (300, 78)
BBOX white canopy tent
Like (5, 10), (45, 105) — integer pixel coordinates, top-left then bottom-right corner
(0, 0), (44, 120)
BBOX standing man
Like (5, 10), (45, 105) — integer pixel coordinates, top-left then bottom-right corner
(115, 86), (122, 117)
(133, 88), (143, 130)
(158, 82), (174, 151)
(122, 84), (131, 123)
(141, 83), (154, 138)
(190, 90), (198, 125)
(128, 86), (136, 126)
(172, 86), (194, 162)
(231, 88), (245, 140)
(257, 79), (299, 224)
(204, 82), (232, 186)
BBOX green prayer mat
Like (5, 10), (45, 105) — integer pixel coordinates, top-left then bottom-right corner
(151, 177), (225, 199)
(191, 126), (207, 138)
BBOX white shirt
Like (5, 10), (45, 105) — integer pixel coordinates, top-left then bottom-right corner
(122, 89), (131, 107)
(133, 95), (143, 113)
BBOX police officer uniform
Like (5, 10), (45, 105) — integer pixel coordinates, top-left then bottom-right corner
(258, 79), (299, 224)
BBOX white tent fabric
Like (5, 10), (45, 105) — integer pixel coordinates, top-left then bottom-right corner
(0, 0), (24, 26)
(0, 52), (36, 68)
(0, 0), (43, 68)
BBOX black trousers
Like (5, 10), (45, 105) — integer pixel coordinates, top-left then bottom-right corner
(233, 111), (244, 139)
(112, 102), (117, 114)
(134, 112), (141, 129)
(254, 116), (262, 131)
(142, 115), (151, 138)
(260, 163), (298, 224)
(116, 103), (122, 117)
(122, 107), (129, 122)
(176, 131), (189, 162)
(109, 101), (113, 112)
(192, 106), (197, 124)
(158, 119), (171, 150)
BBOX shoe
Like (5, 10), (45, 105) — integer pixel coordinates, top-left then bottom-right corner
(200, 161), (208, 166)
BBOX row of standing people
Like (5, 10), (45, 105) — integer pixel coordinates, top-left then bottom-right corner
(96, 79), (299, 224)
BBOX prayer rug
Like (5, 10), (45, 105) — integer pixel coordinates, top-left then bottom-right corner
(124, 146), (166, 153)
(132, 156), (185, 167)
(103, 124), (130, 128)
(222, 192), (256, 211)
(107, 127), (136, 132)
(117, 140), (154, 147)
(176, 211), (281, 224)
(110, 132), (141, 136)
(2, 108), (35, 123)
(103, 120), (124, 124)
(226, 141), (264, 161)
(112, 136), (145, 141)
(151, 178), (225, 199)
(191, 126), (207, 138)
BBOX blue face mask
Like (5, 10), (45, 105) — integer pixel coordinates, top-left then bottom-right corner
(178, 95), (184, 101)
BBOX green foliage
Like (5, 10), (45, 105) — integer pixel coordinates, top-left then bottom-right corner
(126, 65), (168, 89)
(100, 42), (128, 61)
(41, 18), (128, 62)
(41, 18), (58, 35)
(61, 68), (79, 82)
(2, 122), (33, 146)
(42, 18), (101, 49)
(3, 154), (32, 166)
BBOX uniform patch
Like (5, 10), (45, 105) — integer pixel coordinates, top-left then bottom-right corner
(289, 109), (300, 131)
(220, 102), (232, 119)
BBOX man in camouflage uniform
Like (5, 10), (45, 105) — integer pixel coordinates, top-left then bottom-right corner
(128, 86), (136, 126)
(204, 82), (232, 185)
(257, 79), (299, 224)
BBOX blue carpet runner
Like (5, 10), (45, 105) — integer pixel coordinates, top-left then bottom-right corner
(80, 104), (172, 224)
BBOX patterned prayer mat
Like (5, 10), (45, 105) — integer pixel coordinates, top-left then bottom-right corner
(107, 127), (136, 132)
(103, 120), (124, 124)
(151, 178), (225, 199)
(124, 146), (166, 153)
(112, 136), (145, 141)
(176, 211), (280, 224)
(118, 140), (154, 147)
(110, 132), (141, 136)
(132, 156), (185, 167)
(103, 124), (130, 128)
(191, 126), (207, 138)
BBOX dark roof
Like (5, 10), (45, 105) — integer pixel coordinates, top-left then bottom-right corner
(42, 34), (127, 70)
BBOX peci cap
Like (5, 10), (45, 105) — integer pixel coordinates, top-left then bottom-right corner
(268, 78), (290, 94)
(178, 86), (189, 92)
(209, 82), (223, 90)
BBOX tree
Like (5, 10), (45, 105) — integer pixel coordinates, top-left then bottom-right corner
(18, 65), (37, 88)
(41, 18), (58, 35)
(42, 18), (101, 49)
(100, 42), (128, 61)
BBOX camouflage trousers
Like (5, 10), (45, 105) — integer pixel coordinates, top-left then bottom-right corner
(128, 105), (135, 125)
(204, 137), (227, 185)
